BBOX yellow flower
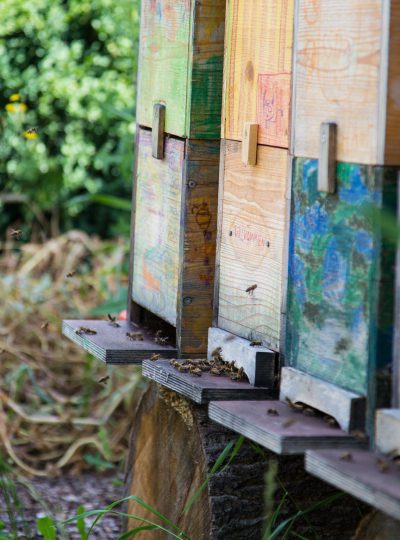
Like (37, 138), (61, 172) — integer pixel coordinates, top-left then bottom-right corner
(23, 130), (38, 140)
(10, 94), (20, 102)
(5, 102), (27, 113)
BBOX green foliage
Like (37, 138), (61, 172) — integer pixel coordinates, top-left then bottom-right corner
(0, 0), (139, 237)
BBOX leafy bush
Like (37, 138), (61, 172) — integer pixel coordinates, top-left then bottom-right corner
(0, 0), (139, 237)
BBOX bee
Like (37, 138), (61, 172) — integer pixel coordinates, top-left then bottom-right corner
(189, 366), (202, 377)
(177, 364), (190, 373)
(377, 457), (389, 473)
(250, 341), (262, 347)
(211, 347), (222, 359)
(224, 335), (235, 342)
(66, 271), (76, 278)
(282, 417), (295, 428)
(98, 375), (110, 384)
(302, 407), (316, 417)
(154, 330), (168, 345)
(75, 326), (97, 336)
(41, 321), (49, 330)
(210, 367), (221, 376)
(231, 367), (245, 381)
(267, 408), (279, 416)
(10, 228), (22, 240)
(323, 415), (339, 428)
(169, 358), (177, 366)
(126, 331), (144, 341)
(245, 284), (257, 295)
(26, 127), (38, 135)
(107, 314), (120, 328)
(350, 430), (367, 442)
(150, 353), (160, 361)
(339, 452), (353, 462)
(286, 398), (304, 413)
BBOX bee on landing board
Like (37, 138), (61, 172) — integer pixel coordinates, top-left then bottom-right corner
(107, 314), (120, 328)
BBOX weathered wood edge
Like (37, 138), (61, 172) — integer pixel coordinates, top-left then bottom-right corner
(207, 327), (276, 387)
(306, 449), (400, 521)
(289, 0), (300, 156)
(280, 367), (366, 432)
(375, 408), (400, 454)
(212, 139), (227, 326)
(393, 172), (400, 407)
(208, 400), (364, 455)
(142, 359), (274, 404)
(377, 0), (390, 165)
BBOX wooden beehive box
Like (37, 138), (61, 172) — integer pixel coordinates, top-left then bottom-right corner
(137, 0), (225, 139)
(292, 0), (400, 165)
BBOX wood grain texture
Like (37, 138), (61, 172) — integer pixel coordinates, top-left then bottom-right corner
(217, 140), (289, 351)
(292, 0), (400, 165)
(209, 400), (366, 455)
(393, 175), (400, 408)
(137, 0), (225, 139)
(62, 320), (177, 363)
(222, 0), (294, 147)
(306, 449), (400, 521)
(142, 359), (275, 404)
(280, 367), (366, 432)
(177, 139), (220, 354)
(132, 129), (184, 325)
(286, 159), (397, 415)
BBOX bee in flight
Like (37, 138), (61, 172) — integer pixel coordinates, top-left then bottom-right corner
(26, 127), (38, 135)
(10, 229), (22, 240)
(66, 271), (76, 278)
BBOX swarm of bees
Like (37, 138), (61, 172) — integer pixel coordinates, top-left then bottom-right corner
(107, 313), (120, 328)
(168, 347), (248, 382)
(154, 330), (169, 345)
(126, 331), (144, 341)
(75, 326), (97, 336)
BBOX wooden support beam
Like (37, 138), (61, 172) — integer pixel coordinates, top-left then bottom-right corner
(306, 449), (400, 521)
(207, 327), (276, 387)
(317, 122), (336, 193)
(241, 123), (258, 165)
(209, 400), (365, 455)
(151, 103), (165, 159)
(280, 367), (366, 432)
(62, 320), (176, 364)
(142, 359), (275, 404)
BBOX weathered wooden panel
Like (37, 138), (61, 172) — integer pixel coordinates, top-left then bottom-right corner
(177, 139), (220, 354)
(137, 0), (225, 139)
(62, 320), (176, 364)
(306, 449), (400, 521)
(132, 129), (184, 325)
(375, 409), (400, 455)
(286, 159), (397, 406)
(292, 0), (400, 165)
(217, 140), (289, 351)
(209, 400), (366, 455)
(142, 359), (275, 404)
(223, 0), (294, 147)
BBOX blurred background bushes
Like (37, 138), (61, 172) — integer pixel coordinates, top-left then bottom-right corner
(0, 0), (139, 239)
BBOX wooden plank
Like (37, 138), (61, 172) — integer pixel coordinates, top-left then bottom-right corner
(241, 123), (258, 166)
(207, 327), (276, 387)
(280, 367), (366, 432)
(209, 400), (366, 455)
(217, 141), (289, 351)
(393, 174), (400, 408)
(306, 449), (400, 521)
(317, 123), (337, 194)
(223, 0), (294, 147)
(177, 139), (220, 355)
(292, 0), (400, 165)
(286, 159), (397, 417)
(152, 103), (165, 159)
(142, 359), (275, 404)
(137, 0), (225, 139)
(62, 320), (177, 364)
(132, 129), (184, 326)
(375, 409), (400, 454)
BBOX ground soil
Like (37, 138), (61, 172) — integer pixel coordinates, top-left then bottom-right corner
(0, 471), (125, 539)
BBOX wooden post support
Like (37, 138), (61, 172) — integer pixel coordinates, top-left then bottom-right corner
(318, 122), (336, 193)
(241, 122), (258, 166)
(152, 103), (165, 159)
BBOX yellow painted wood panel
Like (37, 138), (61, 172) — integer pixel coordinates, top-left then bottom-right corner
(132, 130), (184, 326)
(292, 0), (395, 165)
(217, 141), (289, 351)
(223, 0), (294, 147)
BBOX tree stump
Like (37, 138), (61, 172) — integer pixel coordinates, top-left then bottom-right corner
(124, 382), (370, 539)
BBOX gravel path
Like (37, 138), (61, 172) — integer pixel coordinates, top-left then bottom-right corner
(0, 472), (126, 539)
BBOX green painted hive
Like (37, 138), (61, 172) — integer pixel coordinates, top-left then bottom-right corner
(286, 158), (398, 410)
(137, 0), (225, 139)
